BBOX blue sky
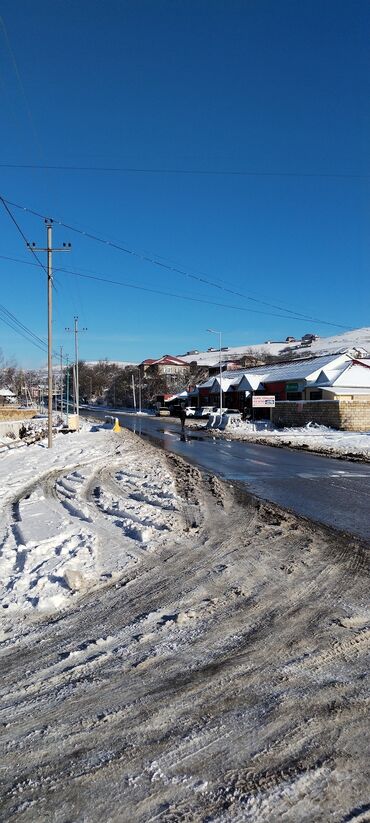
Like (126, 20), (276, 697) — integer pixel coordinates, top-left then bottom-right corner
(0, 0), (369, 368)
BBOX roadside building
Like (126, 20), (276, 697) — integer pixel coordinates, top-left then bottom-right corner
(139, 354), (191, 405)
(0, 388), (17, 405)
(139, 354), (190, 379)
(197, 352), (370, 430)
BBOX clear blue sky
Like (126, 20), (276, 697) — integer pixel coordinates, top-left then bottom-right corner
(0, 0), (369, 368)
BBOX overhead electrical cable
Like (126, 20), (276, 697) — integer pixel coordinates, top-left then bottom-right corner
(0, 302), (48, 349)
(0, 195), (340, 323)
(0, 252), (350, 329)
(1, 196), (349, 330)
(0, 163), (369, 180)
(0, 195), (47, 277)
(0, 308), (48, 356)
(0, 301), (68, 362)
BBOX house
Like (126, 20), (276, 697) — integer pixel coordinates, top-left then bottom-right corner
(197, 352), (370, 430)
(0, 388), (17, 405)
(139, 355), (190, 378)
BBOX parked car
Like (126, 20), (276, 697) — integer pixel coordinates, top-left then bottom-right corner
(213, 408), (242, 417)
(185, 406), (197, 417)
(155, 406), (171, 416)
(194, 406), (214, 418)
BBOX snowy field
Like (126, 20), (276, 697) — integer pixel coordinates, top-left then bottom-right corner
(204, 418), (370, 459)
(0, 424), (369, 822)
(178, 326), (370, 366)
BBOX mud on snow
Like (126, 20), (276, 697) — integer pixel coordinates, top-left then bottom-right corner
(0, 426), (369, 822)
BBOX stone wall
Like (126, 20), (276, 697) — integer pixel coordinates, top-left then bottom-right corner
(336, 400), (370, 432)
(271, 400), (370, 431)
(0, 408), (37, 422)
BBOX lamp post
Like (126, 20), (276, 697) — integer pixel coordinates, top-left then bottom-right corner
(206, 328), (223, 416)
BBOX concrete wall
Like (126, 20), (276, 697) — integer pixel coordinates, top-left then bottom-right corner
(271, 400), (370, 431)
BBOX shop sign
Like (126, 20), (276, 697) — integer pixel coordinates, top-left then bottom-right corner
(252, 395), (275, 407)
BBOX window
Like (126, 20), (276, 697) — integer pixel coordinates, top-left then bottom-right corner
(309, 390), (323, 400)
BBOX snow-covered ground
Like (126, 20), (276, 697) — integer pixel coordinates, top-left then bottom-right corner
(200, 417), (370, 459)
(0, 420), (369, 821)
(0, 422), (183, 618)
(178, 326), (370, 366)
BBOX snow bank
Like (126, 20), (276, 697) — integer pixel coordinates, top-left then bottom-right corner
(215, 418), (370, 458)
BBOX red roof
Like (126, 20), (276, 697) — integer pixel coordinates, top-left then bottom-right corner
(141, 355), (189, 367)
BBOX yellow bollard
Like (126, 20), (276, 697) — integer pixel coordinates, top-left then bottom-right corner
(113, 417), (121, 432)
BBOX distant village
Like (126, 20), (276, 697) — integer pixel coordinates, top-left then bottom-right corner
(1, 330), (370, 431)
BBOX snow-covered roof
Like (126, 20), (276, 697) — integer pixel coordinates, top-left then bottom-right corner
(0, 388), (16, 397)
(322, 386), (370, 396)
(141, 354), (190, 367)
(322, 362), (370, 389)
(258, 353), (349, 383)
(198, 353), (351, 392)
(165, 390), (189, 402)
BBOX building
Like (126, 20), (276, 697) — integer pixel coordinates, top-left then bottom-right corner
(197, 352), (370, 430)
(139, 354), (190, 378)
(0, 388), (17, 405)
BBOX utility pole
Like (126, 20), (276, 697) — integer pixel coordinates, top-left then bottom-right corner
(66, 355), (70, 424)
(207, 328), (223, 416)
(132, 374), (136, 411)
(60, 346), (63, 418)
(28, 221), (71, 448)
(65, 317), (87, 426)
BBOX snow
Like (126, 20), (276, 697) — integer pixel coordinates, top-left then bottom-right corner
(215, 417), (370, 458)
(178, 326), (370, 366)
(1, 413), (369, 821)
(0, 424), (182, 617)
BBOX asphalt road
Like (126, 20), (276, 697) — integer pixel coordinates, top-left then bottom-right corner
(84, 410), (370, 542)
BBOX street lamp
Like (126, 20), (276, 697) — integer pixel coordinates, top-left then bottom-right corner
(206, 328), (223, 416)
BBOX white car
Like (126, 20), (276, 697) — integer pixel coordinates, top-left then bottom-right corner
(185, 406), (197, 417)
(194, 406), (215, 418)
(213, 408), (241, 418)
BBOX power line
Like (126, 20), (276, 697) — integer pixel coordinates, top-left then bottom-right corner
(0, 311), (47, 355)
(0, 163), (369, 180)
(0, 252), (350, 327)
(0, 302), (48, 349)
(0, 300), (68, 363)
(0, 195), (47, 277)
(0, 251), (350, 328)
(1, 196), (349, 329)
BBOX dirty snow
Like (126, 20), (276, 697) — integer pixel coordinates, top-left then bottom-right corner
(0, 423), (369, 822)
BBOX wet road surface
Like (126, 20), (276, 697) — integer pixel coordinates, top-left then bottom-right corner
(83, 410), (370, 542)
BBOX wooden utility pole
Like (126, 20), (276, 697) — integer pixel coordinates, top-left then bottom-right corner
(28, 221), (71, 448)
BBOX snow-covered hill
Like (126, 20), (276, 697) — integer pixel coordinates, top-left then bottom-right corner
(178, 327), (370, 366)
